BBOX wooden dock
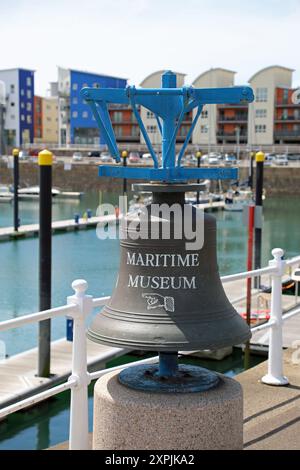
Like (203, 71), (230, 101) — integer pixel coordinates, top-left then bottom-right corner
(0, 214), (116, 242)
(0, 338), (126, 409)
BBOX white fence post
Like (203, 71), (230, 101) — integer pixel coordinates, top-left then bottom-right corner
(67, 280), (93, 449)
(262, 249), (289, 386)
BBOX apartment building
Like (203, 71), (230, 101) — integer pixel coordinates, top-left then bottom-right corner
(57, 67), (127, 146)
(274, 86), (300, 144)
(0, 68), (34, 148)
(248, 66), (294, 147)
(34, 96), (59, 144)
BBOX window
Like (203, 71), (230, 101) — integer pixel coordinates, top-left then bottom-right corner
(27, 90), (32, 99)
(255, 124), (266, 133)
(47, 117), (51, 122)
(131, 126), (139, 137)
(82, 111), (88, 118)
(113, 111), (122, 122)
(73, 97), (78, 104)
(146, 111), (155, 119)
(27, 115), (32, 124)
(93, 82), (100, 88)
(26, 102), (32, 111)
(36, 129), (41, 138)
(72, 111), (78, 118)
(114, 126), (123, 137)
(72, 83), (78, 91)
(282, 109), (288, 120)
(255, 109), (267, 118)
(283, 89), (289, 104)
(21, 114), (25, 121)
(21, 89), (24, 96)
(11, 114), (15, 120)
(10, 84), (15, 93)
(201, 125), (208, 134)
(82, 83), (88, 88)
(26, 77), (31, 87)
(294, 109), (300, 120)
(46, 105), (51, 110)
(21, 102), (25, 109)
(201, 110), (208, 119)
(147, 125), (157, 133)
(256, 88), (268, 102)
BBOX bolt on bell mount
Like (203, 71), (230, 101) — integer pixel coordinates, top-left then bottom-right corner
(82, 71), (254, 392)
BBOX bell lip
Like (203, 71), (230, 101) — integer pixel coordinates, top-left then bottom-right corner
(86, 329), (251, 352)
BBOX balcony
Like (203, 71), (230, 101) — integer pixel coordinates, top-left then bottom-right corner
(217, 131), (248, 142)
(274, 129), (300, 143)
(111, 119), (138, 124)
(218, 115), (248, 123)
(276, 103), (300, 108)
(275, 116), (300, 123)
(218, 103), (248, 109)
(115, 135), (140, 142)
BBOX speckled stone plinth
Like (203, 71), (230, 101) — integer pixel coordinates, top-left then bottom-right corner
(93, 369), (243, 450)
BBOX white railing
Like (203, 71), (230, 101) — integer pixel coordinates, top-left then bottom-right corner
(0, 248), (300, 449)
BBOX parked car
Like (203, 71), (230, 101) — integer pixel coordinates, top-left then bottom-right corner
(128, 152), (140, 164)
(99, 152), (113, 163)
(72, 151), (83, 161)
(88, 151), (101, 157)
(224, 154), (237, 166)
(141, 153), (153, 162)
(274, 154), (289, 166)
(19, 150), (29, 160)
(264, 154), (275, 166)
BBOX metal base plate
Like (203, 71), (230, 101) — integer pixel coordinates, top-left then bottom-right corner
(118, 364), (220, 393)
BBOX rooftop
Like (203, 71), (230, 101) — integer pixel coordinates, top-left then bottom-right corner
(58, 66), (127, 81)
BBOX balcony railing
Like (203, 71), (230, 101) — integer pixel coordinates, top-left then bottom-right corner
(275, 117), (300, 122)
(275, 130), (300, 137)
(111, 119), (139, 124)
(218, 116), (248, 123)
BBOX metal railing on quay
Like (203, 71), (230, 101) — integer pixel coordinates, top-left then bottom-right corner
(0, 249), (299, 448)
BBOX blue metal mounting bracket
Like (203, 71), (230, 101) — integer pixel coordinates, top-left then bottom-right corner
(80, 71), (254, 183)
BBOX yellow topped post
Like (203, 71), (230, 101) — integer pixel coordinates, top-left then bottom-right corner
(196, 151), (202, 159)
(12, 148), (19, 157)
(121, 150), (128, 197)
(38, 149), (53, 166)
(38, 149), (53, 378)
(255, 151), (265, 163)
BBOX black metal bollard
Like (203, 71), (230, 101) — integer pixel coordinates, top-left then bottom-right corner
(38, 149), (53, 378)
(13, 148), (19, 232)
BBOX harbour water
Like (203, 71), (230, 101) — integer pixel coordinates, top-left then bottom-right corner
(0, 193), (299, 356)
(0, 192), (299, 449)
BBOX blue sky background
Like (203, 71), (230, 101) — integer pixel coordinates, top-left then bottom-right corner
(0, 0), (299, 94)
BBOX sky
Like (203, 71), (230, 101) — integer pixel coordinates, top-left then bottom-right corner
(0, 0), (300, 95)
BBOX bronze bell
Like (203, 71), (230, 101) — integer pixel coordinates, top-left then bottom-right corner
(88, 184), (251, 351)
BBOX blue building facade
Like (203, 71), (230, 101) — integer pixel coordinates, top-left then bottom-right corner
(19, 69), (34, 145)
(0, 68), (34, 147)
(69, 70), (127, 145)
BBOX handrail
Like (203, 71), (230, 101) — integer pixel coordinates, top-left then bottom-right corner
(0, 249), (299, 449)
(0, 304), (76, 332)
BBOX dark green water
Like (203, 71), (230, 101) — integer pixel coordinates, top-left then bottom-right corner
(0, 193), (299, 449)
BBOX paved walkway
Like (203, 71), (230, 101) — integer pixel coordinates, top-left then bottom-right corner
(236, 349), (300, 450)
